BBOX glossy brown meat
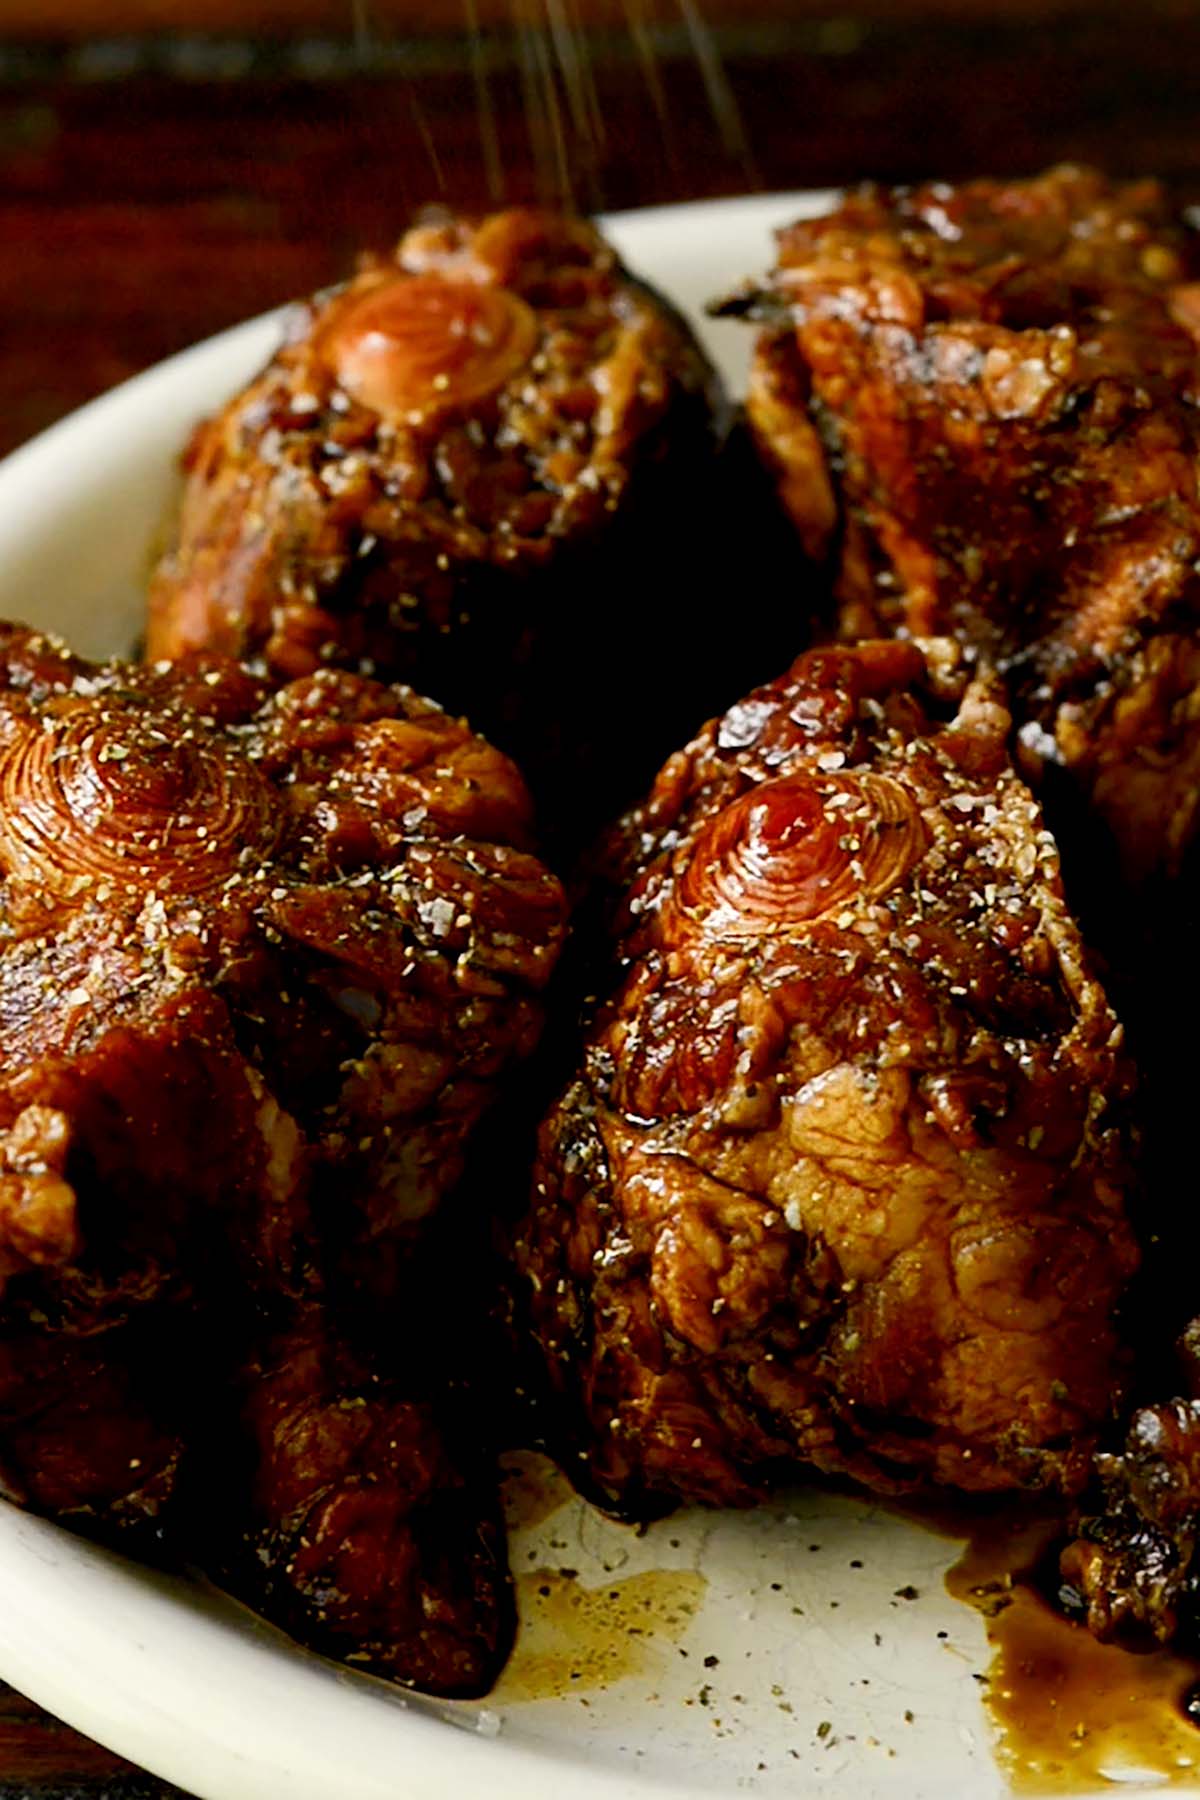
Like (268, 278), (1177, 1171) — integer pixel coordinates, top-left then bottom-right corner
(729, 166), (1200, 889)
(0, 624), (565, 1693)
(146, 207), (767, 846)
(0, 1322), (184, 1530)
(1059, 1310), (1200, 1651)
(211, 1302), (513, 1696)
(1062, 1397), (1200, 1650)
(516, 640), (1138, 1516)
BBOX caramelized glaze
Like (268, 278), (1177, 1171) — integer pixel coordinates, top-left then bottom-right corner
(518, 639), (1138, 1518)
(320, 274), (538, 422)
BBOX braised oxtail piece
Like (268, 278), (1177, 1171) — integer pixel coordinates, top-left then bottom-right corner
(515, 639), (1138, 1517)
(148, 207), (775, 846)
(0, 624), (565, 1695)
(725, 165), (1200, 890)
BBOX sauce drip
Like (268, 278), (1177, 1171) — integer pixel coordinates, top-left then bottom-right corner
(947, 1508), (1200, 1792)
(493, 1565), (707, 1703)
(497, 1448), (707, 1704)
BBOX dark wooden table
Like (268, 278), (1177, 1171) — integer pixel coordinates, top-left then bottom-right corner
(1, 5), (1199, 1792)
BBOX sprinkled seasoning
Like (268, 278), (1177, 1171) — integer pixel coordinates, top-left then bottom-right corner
(0, 625), (566, 1698)
(517, 634), (1137, 1525)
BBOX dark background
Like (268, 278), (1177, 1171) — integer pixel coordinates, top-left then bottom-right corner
(0, 0), (1198, 1791)
(2, 0), (1200, 459)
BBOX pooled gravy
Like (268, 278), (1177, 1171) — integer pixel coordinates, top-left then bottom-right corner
(947, 1508), (1200, 1791)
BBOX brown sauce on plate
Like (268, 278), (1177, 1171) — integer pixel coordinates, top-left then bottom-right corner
(495, 1448), (707, 1703)
(498, 1452), (1200, 1776)
(946, 1508), (1200, 1791)
(493, 1565), (707, 1702)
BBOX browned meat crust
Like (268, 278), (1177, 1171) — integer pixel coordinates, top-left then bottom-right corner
(1062, 1396), (1200, 1650)
(729, 165), (1200, 1648)
(210, 1302), (514, 1696)
(0, 1320), (184, 1528)
(146, 207), (781, 846)
(1060, 1312), (1200, 1651)
(0, 623), (564, 1693)
(727, 166), (1200, 890)
(515, 639), (1138, 1516)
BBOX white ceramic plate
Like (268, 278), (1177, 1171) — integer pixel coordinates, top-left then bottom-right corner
(0, 192), (1185, 1800)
